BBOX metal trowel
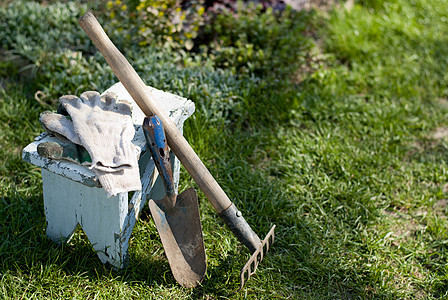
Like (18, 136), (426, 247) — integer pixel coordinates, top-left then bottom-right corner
(143, 115), (206, 288)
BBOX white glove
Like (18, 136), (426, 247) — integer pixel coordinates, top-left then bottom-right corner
(94, 167), (141, 198)
(39, 91), (141, 197)
(39, 111), (82, 145)
(60, 91), (138, 172)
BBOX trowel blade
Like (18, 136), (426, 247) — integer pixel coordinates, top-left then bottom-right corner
(149, 188), (206, 288)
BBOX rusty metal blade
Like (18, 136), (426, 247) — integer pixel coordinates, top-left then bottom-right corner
(149, 188), (206, 288)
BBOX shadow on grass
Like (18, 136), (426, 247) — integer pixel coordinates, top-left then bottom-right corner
(0, 187), (168, 287)
(0, 186), (243, 296)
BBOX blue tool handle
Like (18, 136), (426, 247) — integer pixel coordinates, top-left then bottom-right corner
(143, 115), (176, 199)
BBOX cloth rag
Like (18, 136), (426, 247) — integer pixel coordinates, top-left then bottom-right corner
(39, 91), (141, 197)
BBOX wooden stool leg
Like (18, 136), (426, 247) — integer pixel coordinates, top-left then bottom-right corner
(42, 169), (78, 243)
(76, 190), (129, 268)
(42, 169), (130, 268)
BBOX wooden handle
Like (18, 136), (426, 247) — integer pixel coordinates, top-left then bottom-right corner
(79, 12), (232, 213)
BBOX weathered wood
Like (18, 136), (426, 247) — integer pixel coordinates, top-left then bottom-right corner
(42, 168), (130, 266)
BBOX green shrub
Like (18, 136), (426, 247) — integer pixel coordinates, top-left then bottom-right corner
(0, 0), (313, 128)
(0, 1), (91, 62)
(201, 3), (312, 77)
(357, 0), (399, 11)
(106, 0), (205, 49)
(0, 1), (98, 101)
(105, 0), (313, 79)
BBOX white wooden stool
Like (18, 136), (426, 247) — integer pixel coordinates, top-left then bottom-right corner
(22, 82), (195, 268)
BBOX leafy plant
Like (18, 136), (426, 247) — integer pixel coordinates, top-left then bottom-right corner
(0, 1), (91, 62)
(201, 3), (313, 77)
(106, 0), (206, 49)
(0, 1), (100, 102)
(357, 0), (400, 11)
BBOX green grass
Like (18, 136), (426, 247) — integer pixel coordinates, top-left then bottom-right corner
(2, 0), (448, 298)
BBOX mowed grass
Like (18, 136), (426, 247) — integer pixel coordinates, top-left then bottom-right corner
(2, 0), (448, 298)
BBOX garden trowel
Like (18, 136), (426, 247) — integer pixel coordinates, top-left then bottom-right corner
(143, 115), (206, 288)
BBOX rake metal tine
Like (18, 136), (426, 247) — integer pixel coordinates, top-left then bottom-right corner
(237, 225), (276, 292)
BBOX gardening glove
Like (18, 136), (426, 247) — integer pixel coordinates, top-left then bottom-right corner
(39, 91), (141, 197)
(39, 111), (82, 145)
(94, 167), (141, 198)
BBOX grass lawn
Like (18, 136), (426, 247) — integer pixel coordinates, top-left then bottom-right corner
(1, 0), (448, 298)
